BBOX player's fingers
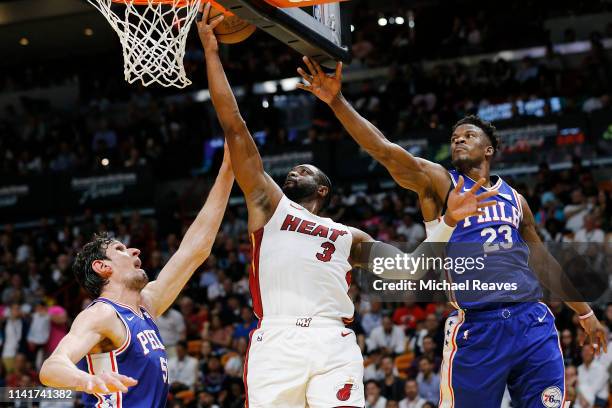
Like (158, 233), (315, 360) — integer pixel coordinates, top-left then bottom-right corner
(469, 178), (486, 194)
(209, 14), (224, 30)
(200, 2), (211, 23)
(295, 83), (312, 93)
(335, 61), (343, 81)
(94, 377), (110, 394)
(476, 189), (499, 201)
(297, 68), (313, 83)
(85, 379), (94, 393)
(302, 56), (317, 76)
(196, 1), (206, 20)
(477, 200), (497, 208)
(454, 176), (464, 193)
(112, 372), (138, 387)
(104, 373), (128, 393)
(310, 58), (324, 75)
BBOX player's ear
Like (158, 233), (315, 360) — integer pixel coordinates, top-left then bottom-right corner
(318, 185), (330, 200)
(485, 145), (494, 158)
(92, 259), (112, 278)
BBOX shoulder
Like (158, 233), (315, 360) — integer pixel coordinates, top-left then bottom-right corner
(72, 302), (121, 334)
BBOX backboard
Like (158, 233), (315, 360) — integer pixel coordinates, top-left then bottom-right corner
(214, 0), (352, 68)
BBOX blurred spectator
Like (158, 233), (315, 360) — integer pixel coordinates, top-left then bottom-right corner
(366, 380), (388, 408)
(168, 341), (198, 393)
(26, 301), (50, 370)
(1, 303), (29, 372)
(362, 301), (384, 336)
(157, 305), (187, 359)
(367, 316), (406, 355)
(564, 189), (591, 233)
(45, 305), (67, 356)
(396, 215), (425, 244)
(399, 379), (426, 408)
(576, 344), (609, 408)
(416, 357), (440, 405)
(380, 356), (405, 401)
(5, 353), (37, 387)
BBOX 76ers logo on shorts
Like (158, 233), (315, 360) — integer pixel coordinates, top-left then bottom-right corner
(335, 377), (358, 401)
(541, 386), (562, 408)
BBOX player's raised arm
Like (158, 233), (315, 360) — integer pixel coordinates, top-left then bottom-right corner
(198, 3), (282, 231)
(296, 57), (449, 196)
(140, 144), (233, 317)
(40, 303), (138, 393)
(518, 194), (607, 354)
(351, 177), (498, 279)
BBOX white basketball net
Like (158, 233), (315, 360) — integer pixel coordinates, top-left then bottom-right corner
(87, 0), (202, 88)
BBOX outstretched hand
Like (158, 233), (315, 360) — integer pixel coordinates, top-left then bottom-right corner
(445, 176), (498, 226)
(296, 56), (343, 105)
(78, 371), (138, 395)
(579, 315), (608, 356)
(196, 2), (224, 53)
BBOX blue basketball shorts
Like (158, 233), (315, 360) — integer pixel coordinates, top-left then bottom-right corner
(439, 302), (567, 408)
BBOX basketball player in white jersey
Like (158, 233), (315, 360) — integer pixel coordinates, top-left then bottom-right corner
(198, 4), (496, 407)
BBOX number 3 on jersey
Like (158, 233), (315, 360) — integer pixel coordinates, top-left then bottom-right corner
(316, 242), (336, 262)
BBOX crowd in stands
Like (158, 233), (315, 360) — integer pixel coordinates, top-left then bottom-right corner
(2, 28), (611, 180)
(0, 159), (611, 406)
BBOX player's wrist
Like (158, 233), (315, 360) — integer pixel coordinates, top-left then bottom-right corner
(443, 213), (458, 227)
(328, 92), (345, 108)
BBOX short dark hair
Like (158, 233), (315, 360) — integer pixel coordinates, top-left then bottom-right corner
(73, 232), (114, 298)
(453, 115), (499, 153)
(314, 168), (333, 209)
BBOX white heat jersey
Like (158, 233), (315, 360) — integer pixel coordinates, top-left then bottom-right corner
(249, 195), (354, 322)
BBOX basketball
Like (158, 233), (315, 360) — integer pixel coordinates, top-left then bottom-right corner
(208, 5), (256, 44)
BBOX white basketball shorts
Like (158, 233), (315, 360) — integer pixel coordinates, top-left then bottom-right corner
(244, 316), (365, 408)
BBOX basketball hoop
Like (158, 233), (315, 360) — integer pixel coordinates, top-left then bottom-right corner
(87, 0), (203, 88)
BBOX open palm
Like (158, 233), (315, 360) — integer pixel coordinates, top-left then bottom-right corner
(446, 176), (498, 223)
(296, 56), (342, 105)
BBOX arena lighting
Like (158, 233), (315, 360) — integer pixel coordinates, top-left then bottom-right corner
(408, 20), (415, 28)
(350, 24), (354, 32)
(101, 158), (110, 167)
(377, 17), (387, 26)
(262, 100), (270, 108)
(19, 37), (29, 46)
(389, 17), (395, 24)
(84, 28), (94, 36)
(395, 16), (405, 25)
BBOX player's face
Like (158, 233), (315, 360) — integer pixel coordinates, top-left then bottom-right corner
(450, 124), (493, 171)
(105, 240), (149, 291)
(282, 164), (321, 202)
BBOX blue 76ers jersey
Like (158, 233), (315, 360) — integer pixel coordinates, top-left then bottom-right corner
(76, 298), (168, 408)
(445, 170), (543, 310)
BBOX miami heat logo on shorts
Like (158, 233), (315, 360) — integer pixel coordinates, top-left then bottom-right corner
(335, 377), (357, 401)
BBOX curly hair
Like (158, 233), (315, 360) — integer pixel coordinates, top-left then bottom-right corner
(72, 232), (114, 298)
(453, 115), (500, 154)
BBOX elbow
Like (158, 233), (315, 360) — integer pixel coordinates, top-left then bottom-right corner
(39, 361), (52, 386)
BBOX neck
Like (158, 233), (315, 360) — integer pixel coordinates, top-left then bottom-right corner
(461, 162), (491, 187)
(100, 285), (142, 311)
(298, 198), (321, 215)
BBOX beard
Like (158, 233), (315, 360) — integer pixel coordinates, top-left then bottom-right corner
(451, 155), (483, 173)
(282, 182), (317, 203)
(125, 269), (149, 292)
